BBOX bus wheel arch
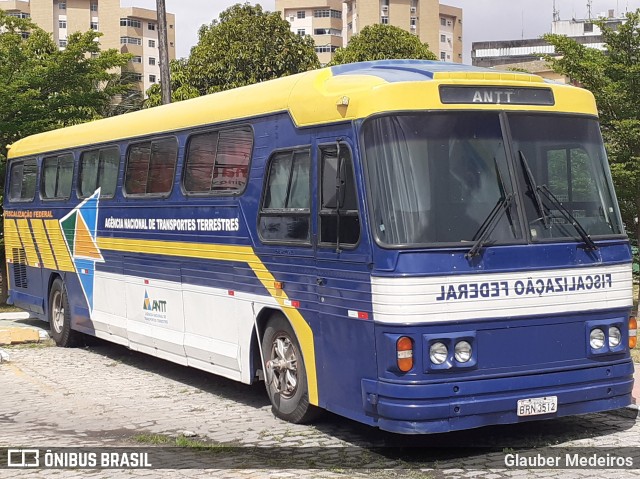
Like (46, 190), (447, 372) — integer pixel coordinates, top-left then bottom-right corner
(48, 276), (79, 348)
(259, 309), (320, 424)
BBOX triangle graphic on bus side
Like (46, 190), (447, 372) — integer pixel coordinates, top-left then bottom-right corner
(74, 212), (103, 261)
(60, 212), (77, 256)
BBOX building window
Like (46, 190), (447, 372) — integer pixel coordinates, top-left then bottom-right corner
(7, 12), (30, 18)
(90, 22), (98, 31)
(120, 37), (142, 45)
(125, 137), (178, 196)
(440, 52), (446, 60)
(183, 127), (253, 195)
(59, 2), (66, 10)
(297, 29), (306, 36)
(584, 22), (594, 33)
(59, 20), (67, 29)
(440, 17), (446, 26)
(315, 45), (338, 53)
(90, 3), (98, 12)
(149, 57), (156, 66)
(148, 22), (156, 30)
(411, 17), (417, 26)
(381, 16), (389, 24)
(120, 18), (141, 28)
(348, 22), (353, 30)
(440, 34), (446, 42)
(59, 39), (67, 48)
(42, 154), (74, 200)
(169, 24), (173, 29)
(314, 9), (342, 18)
(131, 56), (142, 63)
(79, 147), (120, 199)
(259, 149), (311, 243)
(297, 11), (305, 19)
(21, 32), (30, 39)
(148, 39), (156, 47)
(132, 73), (143, 81)
(149, 74), (156, 83)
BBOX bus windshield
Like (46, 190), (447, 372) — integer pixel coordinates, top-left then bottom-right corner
(362, 112), (623, 247)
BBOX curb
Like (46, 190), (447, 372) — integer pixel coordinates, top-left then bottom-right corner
(0, 312), (49, 346)
(0, 312), (31, 320)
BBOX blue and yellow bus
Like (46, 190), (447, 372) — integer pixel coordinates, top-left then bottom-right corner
(3, 60), (635, 433)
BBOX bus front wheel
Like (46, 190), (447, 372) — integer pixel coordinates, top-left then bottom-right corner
(49, 278), (79, 347)
(261, 313), (319, 424)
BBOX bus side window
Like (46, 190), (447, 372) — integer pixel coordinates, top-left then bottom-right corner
(8, 158), (37, 202)
(79, 147), (120, 198)
(42, 153), (74, 200)
(258, 149), (311, 244)
(183, 126), (253, 195)
(124, 137), (177, 196)
(319, 145), (360, 246)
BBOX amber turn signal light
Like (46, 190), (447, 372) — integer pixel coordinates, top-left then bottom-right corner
(396, 336), (414, 372)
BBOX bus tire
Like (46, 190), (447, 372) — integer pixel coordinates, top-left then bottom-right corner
(48, 278), (79, 348)
(262, 313), (319, 424)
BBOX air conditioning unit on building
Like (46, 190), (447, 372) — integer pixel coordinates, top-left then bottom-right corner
(447, 20), (452, 26)
(410, 24), (416, 30)
(381, 5), (388, 12)
(410, 7), (416, 13)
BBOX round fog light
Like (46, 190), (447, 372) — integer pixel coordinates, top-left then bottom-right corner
(454, 340), (472, 363)
(590, 328), (605, 350)
(608, 326), (621, 348)
(429, 342), (448, 365)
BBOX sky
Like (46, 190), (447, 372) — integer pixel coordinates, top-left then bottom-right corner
(122, 0), (640, 63)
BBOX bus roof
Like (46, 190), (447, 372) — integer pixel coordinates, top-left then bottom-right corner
(7, 60), (597, 159)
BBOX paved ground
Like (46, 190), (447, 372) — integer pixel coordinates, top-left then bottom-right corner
(0, 317), (639, 478)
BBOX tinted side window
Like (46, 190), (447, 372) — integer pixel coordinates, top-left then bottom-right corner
(319, 145), (360, 246)
(79, 147), (120, 198)
(8, 159), (37, 202)
(259, 149), (310, 243)
(125, 137), (178, 196)
(184, 127), (252, 195)
(42, 153), (74, 199)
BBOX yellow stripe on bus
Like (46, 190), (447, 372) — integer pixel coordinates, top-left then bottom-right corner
(16, 219), (40, 267)
(97, 236), (319, 405)
(44, 220), (76, 272)
(30, 219), (58, 270)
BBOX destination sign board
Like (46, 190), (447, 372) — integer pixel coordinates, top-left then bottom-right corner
(439, 86), (555, 106)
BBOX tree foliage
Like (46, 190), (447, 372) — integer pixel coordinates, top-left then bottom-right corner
(329, 24), (437, 65)
(544, 10), (640, 301)
(0, 11), (134, 160)
(146, 3), (319, 106)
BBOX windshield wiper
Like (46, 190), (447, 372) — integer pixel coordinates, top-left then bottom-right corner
(466, 194), (514, 259)
(519, 150), (549, 229)
(537, 185), (598, 250)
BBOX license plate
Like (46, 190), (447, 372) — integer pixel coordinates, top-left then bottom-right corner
(517, 396), (558, 417)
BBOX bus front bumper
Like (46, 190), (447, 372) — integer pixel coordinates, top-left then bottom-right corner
(361, 361), (634, 434)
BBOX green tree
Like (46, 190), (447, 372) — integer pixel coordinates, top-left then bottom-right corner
(544, 10), (640, 304)
(0, 11), (134, 159)
(146, 2), (319, 106)
(329, 24), (437, 65)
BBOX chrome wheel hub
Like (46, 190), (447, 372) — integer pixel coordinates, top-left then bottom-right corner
(267, 335), (298, 398)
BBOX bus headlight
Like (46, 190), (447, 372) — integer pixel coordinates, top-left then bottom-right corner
(608, 326), (622, 348)
(454, 340), (472, 363)
(590, 328), (605, 350)
(429, 342), (448, 365)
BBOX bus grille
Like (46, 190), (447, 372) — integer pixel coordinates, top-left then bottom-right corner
(12, 248), (28, 289)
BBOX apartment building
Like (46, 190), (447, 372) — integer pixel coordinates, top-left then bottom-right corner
(276, 0), (463, 64)
(0, 0), (175, 95)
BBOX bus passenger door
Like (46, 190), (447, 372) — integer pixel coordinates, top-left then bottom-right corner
(314, 141), (374, 407)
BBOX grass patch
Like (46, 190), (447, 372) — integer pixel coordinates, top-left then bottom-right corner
(0, 304), (25, 313)
(133, 433), (236, 450)
(4, 339), (55, 349)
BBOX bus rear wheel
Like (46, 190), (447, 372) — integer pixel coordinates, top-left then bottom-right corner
(262, 313), (319, 424)
(49, 278), (79, 347)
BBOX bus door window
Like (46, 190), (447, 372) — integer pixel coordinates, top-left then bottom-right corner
(42, 153), (74, 200)
(258, 149), (311, 244)
(8, 158), (37, 202)
(319, 144), (360, 247)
